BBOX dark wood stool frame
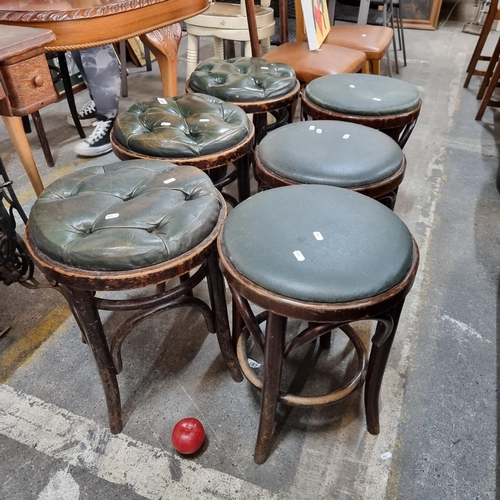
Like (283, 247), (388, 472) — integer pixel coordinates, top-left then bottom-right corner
(25, 195), (242, 434)
(253, 150), (407, 210)
(111, 125), (255, 204)
(218, 236), (419, 464)
(301, 95), (422, 149)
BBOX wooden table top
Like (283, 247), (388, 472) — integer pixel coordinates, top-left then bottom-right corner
(0, 25), (55, 62)
(0, 0), (208, 51)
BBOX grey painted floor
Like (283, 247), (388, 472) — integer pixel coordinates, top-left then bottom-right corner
(0, 3), (498, 499)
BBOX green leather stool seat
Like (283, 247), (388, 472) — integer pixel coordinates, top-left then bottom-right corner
(29, 160), (222, 272)
(112, 93), (251, 158)
(305, 74), (421, 116)
(221, 184), (413, 303)
(188, 57), (297, 102)
(257, 120), (404, 186)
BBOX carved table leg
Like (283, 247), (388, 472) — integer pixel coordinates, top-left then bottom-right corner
(141, 23), (182, 97)
(2, 116), (44, 196)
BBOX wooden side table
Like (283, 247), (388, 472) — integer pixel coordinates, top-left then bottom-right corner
(0, 26), (58, 195)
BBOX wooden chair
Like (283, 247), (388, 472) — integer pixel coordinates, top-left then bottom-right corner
(260, 0), (367, 85)
(218, 184), (419, 463)
(25, 160), (242, 434)
(464, 0), (500, 89)
(184, 0), (275, 78)
(329, 0), (398, 76)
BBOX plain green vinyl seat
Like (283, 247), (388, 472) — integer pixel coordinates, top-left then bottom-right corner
(218, 184), (419, 463)
(254, 120), (405, 208)
(301, 74), (422, 148)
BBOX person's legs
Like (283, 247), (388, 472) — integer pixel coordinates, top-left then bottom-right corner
(71, 46), (121, 157)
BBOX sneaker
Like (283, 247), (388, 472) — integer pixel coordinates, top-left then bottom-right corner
(74, 117), (115, 157)
(67, 100), (98, 127)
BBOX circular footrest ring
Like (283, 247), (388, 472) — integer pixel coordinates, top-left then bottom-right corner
(236, 324), (367, 407)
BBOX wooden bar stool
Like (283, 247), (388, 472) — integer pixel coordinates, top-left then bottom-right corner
(25, 160), (242, 434)
(111, 93), (254, 203)
(254, 120), (406, 209)
(218, 184), (419, 463)
(301, 74), (421, 148)
(464, 0), (500, 89)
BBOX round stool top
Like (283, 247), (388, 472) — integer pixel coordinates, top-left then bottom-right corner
(257, 120), (404, 186)
(304, 74), (421, 116)
(113, 93), (251, 158)
(29, 160), (222, 272)
(189, 57), (297, 102)
(221, 185), (414, 303)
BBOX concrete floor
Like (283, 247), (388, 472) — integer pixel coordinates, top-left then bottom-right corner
(0, 2), (498, 499)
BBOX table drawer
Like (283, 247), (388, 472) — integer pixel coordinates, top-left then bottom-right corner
(0, 54), (57, 115)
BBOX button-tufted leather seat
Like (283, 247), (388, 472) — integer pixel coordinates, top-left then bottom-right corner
(218, 184), (419, 463)
(254, 120), (406, 209)
(301, 74), (422, 148)
(188, 57), (297, 102)
(110, 93), (255, 202)
(112, 93), (251, 158)
(29, 160), (222, 272)
(186, 57), (300, 145)
(26, 160), (242, 434)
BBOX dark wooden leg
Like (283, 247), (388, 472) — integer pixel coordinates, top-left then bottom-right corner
(254, 312), (287, 464)
(365, 301), (404, 435)
(58, 53), (86, 139)
(476, 53), (500, 120)
(31, 111), (55, 168)
(206, 251), (243, 382)
(477, 36), (500, 100)
(68, 287), (123, 433)
(179, 272), (194, 297)
(253, 113), (267, 145)
(119, 40), (128, 98)
(464, 9), (495, 87)
(235, 153), (251, 202)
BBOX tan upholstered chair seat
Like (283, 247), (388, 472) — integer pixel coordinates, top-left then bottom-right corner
(262, 42), (366, 83)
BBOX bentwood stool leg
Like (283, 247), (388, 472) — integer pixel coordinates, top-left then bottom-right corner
(205, 251), (243, 382)
(68, 287), (122, 434)
(365, 301), (404, 435)
(254, 312), (287, 464)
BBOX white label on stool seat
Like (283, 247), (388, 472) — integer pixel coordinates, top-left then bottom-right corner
(161, 122), (171, 126)
(157, 97), (167, 104)
(381, 452), (392, 460)
(260, 66), (269, 70)
(309, 125), (315, 130)
(199, 118), (210, 122)
(373, 97), (382, 101)
(105, 213), (119, 220)
(350, 85), (356, 88)
(313, 231), (324, 241)
(293, 250), (305, 261)
(163, 178), (176, 184)
(316, 129), (322, 134)
(343, 134), (350, 139)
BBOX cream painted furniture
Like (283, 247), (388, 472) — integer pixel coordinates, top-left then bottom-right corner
(185, 0), (275, 78)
